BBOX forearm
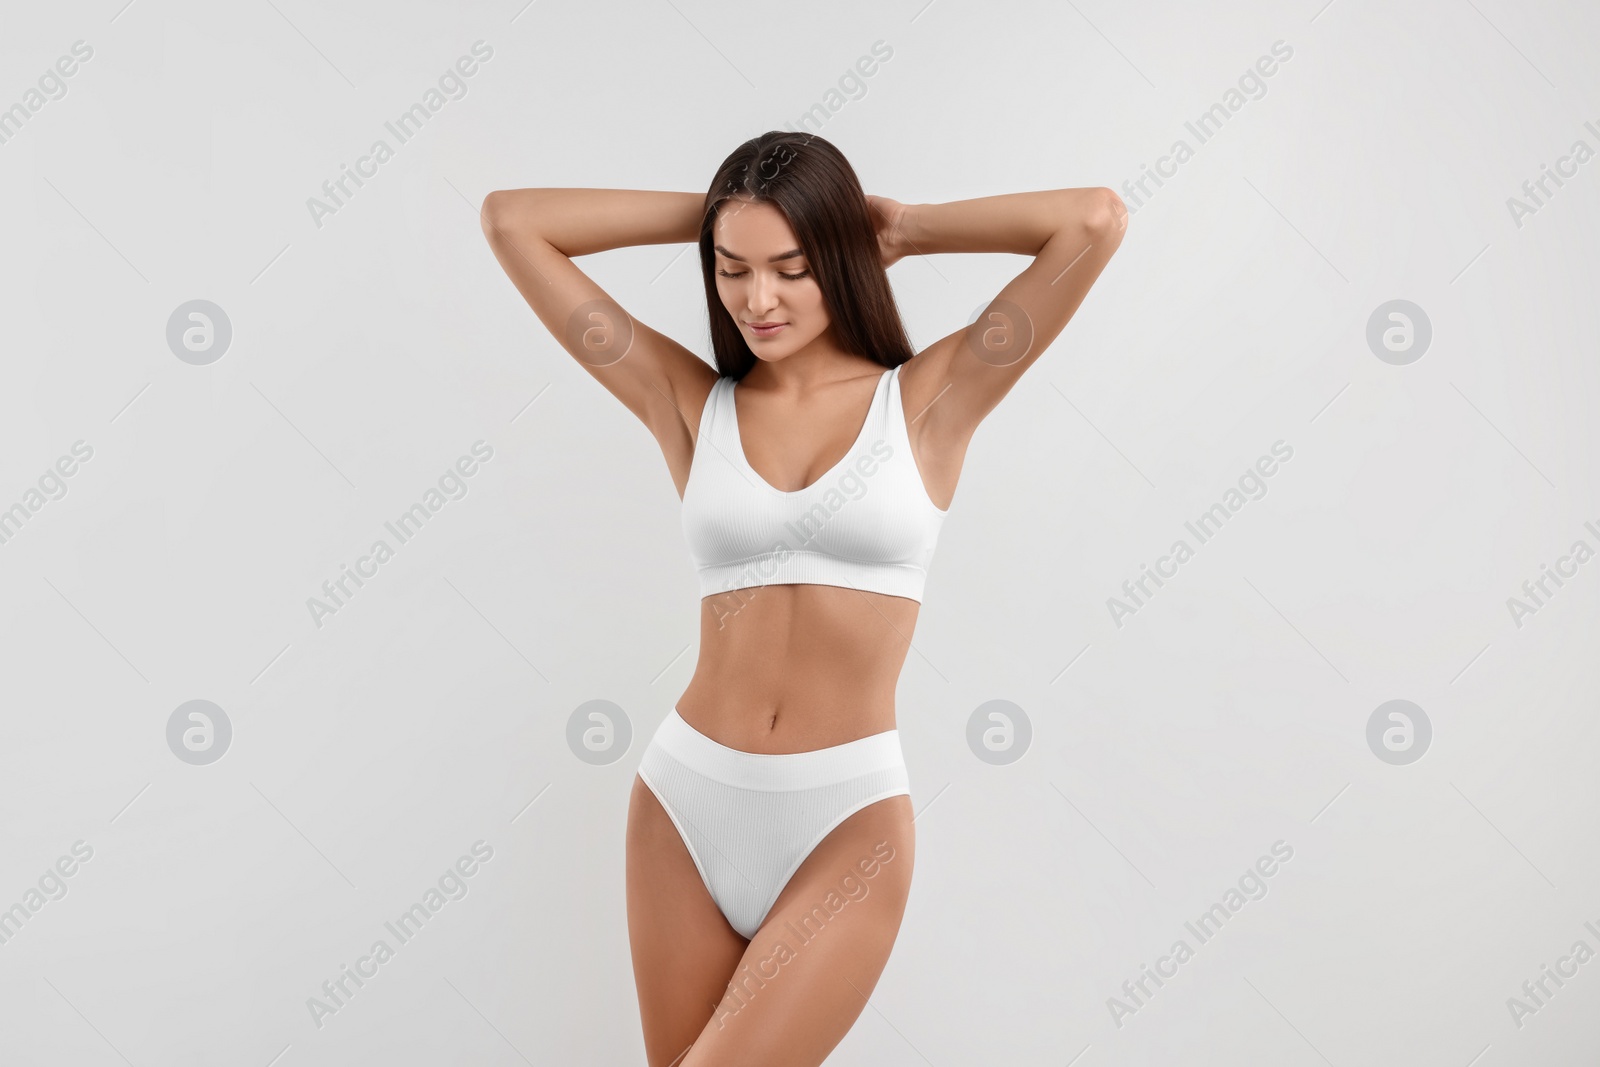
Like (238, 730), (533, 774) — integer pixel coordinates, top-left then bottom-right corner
(896, 188), (1112, 257)
(481, 187), (702, 257)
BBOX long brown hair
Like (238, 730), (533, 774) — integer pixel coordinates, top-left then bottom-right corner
(699, 131), (916, 380)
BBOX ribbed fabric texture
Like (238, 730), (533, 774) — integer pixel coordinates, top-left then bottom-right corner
(680, 363), (949, 602)
(636, 708), (911, 939)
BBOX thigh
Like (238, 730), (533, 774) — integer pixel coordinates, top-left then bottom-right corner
(683, 793), (916, 1067)
(626, 774), (750, 1067)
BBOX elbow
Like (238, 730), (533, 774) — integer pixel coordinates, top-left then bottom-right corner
(1086, 187), (1128, 241)
(480, 188), (544, 242)
(479, 189), (510, 240)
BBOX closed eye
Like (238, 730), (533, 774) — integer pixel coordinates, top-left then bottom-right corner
(717, 269), (810, 281)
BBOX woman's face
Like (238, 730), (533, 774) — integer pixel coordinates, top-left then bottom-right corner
(712, 198), (830, 362)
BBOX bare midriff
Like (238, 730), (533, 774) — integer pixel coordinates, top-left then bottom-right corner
(673, 582), (920, 754)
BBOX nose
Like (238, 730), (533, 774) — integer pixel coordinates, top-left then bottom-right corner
(746, 271), (780, 316)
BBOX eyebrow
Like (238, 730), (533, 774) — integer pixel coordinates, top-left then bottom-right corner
(713, 244), (807, 263)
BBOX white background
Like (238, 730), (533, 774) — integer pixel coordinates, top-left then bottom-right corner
(2, 0), (1598, 1063)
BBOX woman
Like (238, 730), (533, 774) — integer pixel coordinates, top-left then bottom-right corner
(480, 131), (1126, 1066)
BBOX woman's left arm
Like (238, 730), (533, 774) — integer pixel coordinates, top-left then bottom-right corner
(880, 186), (1127, 441)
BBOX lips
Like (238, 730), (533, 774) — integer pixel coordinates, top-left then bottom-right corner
(746, 321), (787, 338)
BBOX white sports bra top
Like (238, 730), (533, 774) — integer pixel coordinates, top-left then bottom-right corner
(680, 363), (950, 602)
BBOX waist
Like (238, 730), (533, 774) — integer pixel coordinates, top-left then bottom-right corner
(682, 585), (912, 750)
(675, 675), (899, 753)
(646, 707), (905, 785)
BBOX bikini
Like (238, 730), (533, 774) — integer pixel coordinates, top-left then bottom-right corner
(635, 362), (949, 939)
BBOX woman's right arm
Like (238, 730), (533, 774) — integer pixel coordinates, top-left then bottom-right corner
(479, 188), (717, 471)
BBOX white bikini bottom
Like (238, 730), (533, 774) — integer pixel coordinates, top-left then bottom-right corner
(636, 707), (911, 939)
